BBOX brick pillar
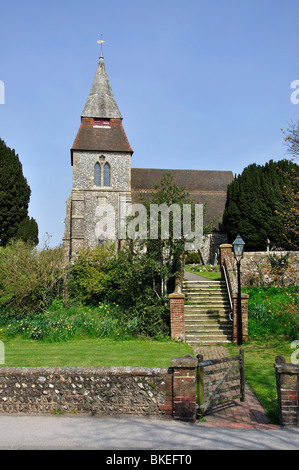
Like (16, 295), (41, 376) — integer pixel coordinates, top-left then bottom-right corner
(275, 355), (299, 427)
(169, 293), (185, 341)
(219, 244), (233, 279)
(232, 293), (249, 343)
(170, 354), (198, 423)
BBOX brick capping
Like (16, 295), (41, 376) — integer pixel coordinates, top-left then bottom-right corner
(0, 356), (199, 423)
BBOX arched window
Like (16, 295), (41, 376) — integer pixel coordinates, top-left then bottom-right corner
(103, 162), (110, 187)
(94, 162), (101, 186)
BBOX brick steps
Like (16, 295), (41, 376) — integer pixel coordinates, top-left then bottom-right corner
(182, 280), (232, 345)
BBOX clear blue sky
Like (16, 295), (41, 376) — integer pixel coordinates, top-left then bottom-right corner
(0, 0), (298, 247)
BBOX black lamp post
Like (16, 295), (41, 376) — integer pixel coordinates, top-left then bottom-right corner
(98, 234), (105, 245)
(232, 234), (245, 345)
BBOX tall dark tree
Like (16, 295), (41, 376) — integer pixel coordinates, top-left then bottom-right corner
(0, 138), (38, 246)
(223, 159), (298, 251)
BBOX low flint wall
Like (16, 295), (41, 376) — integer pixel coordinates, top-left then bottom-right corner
(0, 355), (198, 422)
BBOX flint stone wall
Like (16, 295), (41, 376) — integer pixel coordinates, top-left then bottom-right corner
(0, 366), (172, 416)
(240, 251), (299, 287)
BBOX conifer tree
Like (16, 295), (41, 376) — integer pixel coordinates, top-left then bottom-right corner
(223, 159), (298, 251)
(0, 138), (39, 246)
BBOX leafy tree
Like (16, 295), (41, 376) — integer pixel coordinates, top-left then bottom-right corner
(223, 159), (298, 251)
(0, 138), (38, 246)
(278, 121), (299, 249)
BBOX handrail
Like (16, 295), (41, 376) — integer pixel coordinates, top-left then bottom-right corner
(223, 263), (233, 321)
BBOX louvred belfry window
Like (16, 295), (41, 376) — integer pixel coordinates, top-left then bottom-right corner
(93, 118), (110, 128)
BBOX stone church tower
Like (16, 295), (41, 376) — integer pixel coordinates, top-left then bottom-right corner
(63, 48), (233, 264)
(63, 51), (133, 261)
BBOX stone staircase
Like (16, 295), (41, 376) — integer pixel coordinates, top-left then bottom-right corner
(182, 279), (233, 345)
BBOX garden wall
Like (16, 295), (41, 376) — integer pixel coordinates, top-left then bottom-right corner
(240, 251), (299, 287)
(0, 355), (198, 422)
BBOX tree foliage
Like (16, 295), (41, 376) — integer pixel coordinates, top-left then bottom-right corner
(223, 159), (299, 251)
(0, 239), (65, 314)
(0, 138), (38, 246)
(278, 121), (299, 249)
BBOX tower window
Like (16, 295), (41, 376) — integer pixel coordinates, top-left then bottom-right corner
(93, 156), (111, 187)
(94, 162), (101, 186)
(103, 162), (110, 187)
(93, 118), (110, 128)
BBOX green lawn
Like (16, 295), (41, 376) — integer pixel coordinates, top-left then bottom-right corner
(227, 336), (294, 424)
(0, 336), (194, 368)
(185, 264), (222, 280)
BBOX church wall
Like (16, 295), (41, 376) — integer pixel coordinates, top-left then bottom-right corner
(72, 151), (131, 191)
(63, 150), (132, 259)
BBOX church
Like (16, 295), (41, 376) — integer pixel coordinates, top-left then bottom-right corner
(62, 49), (233, 263)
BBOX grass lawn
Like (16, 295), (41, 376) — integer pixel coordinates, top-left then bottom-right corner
(185, 264), (221, 280)
(0, 336), (194, 368)
(227, 335), (294, 424)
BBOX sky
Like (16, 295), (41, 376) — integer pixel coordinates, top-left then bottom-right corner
(0, 0), (298, 247)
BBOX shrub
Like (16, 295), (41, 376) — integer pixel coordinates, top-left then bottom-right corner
(70, 242), (117, 305)
(69, 243), (171, 337)
(4, 302), (134, 342)
(0, 239), (65, 314)
(185, 251), (202, 264)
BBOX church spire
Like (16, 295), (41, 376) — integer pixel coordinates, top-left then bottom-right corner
(81, 41), (122, 119)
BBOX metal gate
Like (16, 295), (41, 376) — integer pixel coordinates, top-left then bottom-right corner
(196, 349), (245, 415)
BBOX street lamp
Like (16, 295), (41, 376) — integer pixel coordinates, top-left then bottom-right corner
(98, 234), (105, 245)
(232, 234), (245, 345)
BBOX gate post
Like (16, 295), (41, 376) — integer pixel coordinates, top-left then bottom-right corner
(169, 293), (185, 341)
(170, 354), (198, 423)
(196, 354), (205, 414)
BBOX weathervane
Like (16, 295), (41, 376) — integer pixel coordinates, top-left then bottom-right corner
(97, 34), (105, 57)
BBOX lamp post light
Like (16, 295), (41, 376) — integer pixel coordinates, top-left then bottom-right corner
(232, 234), (245, 345)
(98, 234), (105, 245)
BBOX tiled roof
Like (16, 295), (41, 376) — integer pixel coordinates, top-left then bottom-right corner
(71, 117), (133, 163)
(131, 168), (233, 230)
(131, 168), (233, 192)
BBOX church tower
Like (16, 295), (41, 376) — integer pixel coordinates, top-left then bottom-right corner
(63, 49), (133, 261)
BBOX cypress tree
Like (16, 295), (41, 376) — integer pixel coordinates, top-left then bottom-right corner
(0, 138), (39, 246)
(223, 159), (298, 251)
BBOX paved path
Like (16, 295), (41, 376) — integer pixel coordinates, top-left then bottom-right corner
(193, 345), (275, 429)
(0, 414), (298, 450)
(184, 270), (273, 429)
